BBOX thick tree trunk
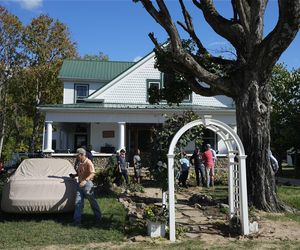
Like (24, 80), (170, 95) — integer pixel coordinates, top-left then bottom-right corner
(235, 77), (285, 212)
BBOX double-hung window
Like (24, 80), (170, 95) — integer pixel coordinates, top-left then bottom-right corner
(161, 73), (192, 103)
(74, 84), (89, 103)
(146, 80), (161, 102)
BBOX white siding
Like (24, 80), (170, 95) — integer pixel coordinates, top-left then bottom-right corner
(63, 81), (106, 104)
(63, 82), (74, 104)
(93, 56), (161, 104)
(89, 82), (106, 95)
(90, 123), (118, 152)
(192, 93), (234, 107)
(90, 54), (233, 108)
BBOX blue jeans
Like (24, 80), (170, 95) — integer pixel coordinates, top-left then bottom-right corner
(121, 169), (129, 184)
(73, 180), (102, 223)
(195, 164), (205, 186)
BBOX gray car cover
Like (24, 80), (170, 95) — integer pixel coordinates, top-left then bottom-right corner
(1, 158), (77, 213)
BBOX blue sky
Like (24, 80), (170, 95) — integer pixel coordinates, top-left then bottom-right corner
(2, 0), (299, 69)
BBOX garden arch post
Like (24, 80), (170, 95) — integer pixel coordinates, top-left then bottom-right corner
(167, 115), (249, 242)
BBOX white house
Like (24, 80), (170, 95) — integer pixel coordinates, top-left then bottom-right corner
(38, 51), (236, 155)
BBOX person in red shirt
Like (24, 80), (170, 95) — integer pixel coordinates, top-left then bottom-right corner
(202, 144), (215, 188)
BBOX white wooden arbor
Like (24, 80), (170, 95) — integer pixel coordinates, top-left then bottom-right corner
(167, 115), (249, 241)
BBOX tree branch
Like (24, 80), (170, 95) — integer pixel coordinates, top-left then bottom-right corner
(233, 0), (250, 34)
(178, 0), (206, 54)
(138, 0), (235, 96)
(249, 0), (268, 44)
(192, 0), (246, 57)
(148, 32), (163, 53)
(255, 0), (300, 76)
(188, 77), (225, 97)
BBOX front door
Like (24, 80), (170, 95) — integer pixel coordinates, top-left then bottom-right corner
(127, 123), (161, 153)
(74, 134), (87, 149)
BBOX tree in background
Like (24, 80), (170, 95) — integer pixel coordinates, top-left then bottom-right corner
(135, 0), (300, 211)
(23, 15), (77, 151)
(81, 52), (109, 61)
(0, 7), (77, 159)
(0, 7), (24, 159)
(270, 65), (300, 169)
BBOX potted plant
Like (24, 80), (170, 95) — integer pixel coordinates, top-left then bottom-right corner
(144, 204), (168, 238)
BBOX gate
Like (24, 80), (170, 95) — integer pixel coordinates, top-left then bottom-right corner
(167, 115), (249, 241)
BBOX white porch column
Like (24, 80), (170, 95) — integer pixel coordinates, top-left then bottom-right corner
(43, 121), (54, 153)
(118, 122), (126, 150)
(42, 124), (45, 151)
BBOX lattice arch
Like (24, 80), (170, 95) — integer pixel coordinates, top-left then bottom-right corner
(167, 115), (249, 241)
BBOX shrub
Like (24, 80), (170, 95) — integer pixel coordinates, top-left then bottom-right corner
(214, 170), (228, 185)
(149, 111), (204, 191)
(144, 204), (168, 223)
(94, 155), (118, 193)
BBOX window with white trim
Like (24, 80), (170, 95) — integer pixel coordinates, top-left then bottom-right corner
(146, 79), (161, 102)
(161, 73), (192, 103)
(74, 84), (89, 103)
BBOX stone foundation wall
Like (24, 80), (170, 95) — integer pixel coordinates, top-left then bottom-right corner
(50, 154), (228, 175)
(51, 155), (110, 169)
(215, 156), (228, 170)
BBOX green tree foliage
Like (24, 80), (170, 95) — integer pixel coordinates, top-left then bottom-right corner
(81, 52), (109, 61)
(20, 14), (77, 151)
(0, 7), (24, 159)
(0, 7), (77, 159)
(270, 65), (300, 167)
(149, 111), (203, 190)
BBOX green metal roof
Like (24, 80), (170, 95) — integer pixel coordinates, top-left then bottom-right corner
(58, 59), (135, 81)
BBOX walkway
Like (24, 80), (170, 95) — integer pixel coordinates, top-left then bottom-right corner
(125, 186), (230, 239)
(121, 185), (300, 242)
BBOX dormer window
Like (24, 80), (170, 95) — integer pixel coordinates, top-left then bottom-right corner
(74, 84), (89, 103)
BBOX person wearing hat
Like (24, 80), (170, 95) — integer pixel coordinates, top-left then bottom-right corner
(72, 147), (102, 224)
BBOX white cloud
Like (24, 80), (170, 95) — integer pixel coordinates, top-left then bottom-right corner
(15, 0), (43, 10)
(207, 41), (227, 47)
(133, 56), (142, 62)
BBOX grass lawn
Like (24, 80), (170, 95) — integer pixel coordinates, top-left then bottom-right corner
(1, 181), (300, 249)
(121, 239), (300, 250)
(264, 185), (300, 223)
(277, 164), (300, 179)
(0, 195), (127, 249)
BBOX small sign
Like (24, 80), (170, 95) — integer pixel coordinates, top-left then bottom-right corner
(103, 130), (115, 138)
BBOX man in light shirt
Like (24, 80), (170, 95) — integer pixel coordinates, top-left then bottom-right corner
(71, 148), (102, 225)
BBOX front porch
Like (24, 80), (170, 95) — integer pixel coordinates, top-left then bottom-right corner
(39, 102), (237, 156)
(43, 121), (160, 154)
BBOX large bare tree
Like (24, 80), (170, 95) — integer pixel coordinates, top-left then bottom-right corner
(135, 0), (300, 211)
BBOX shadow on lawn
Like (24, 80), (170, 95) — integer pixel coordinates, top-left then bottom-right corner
(0, 190), (125, 232)
(0, 209), (124, 231)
